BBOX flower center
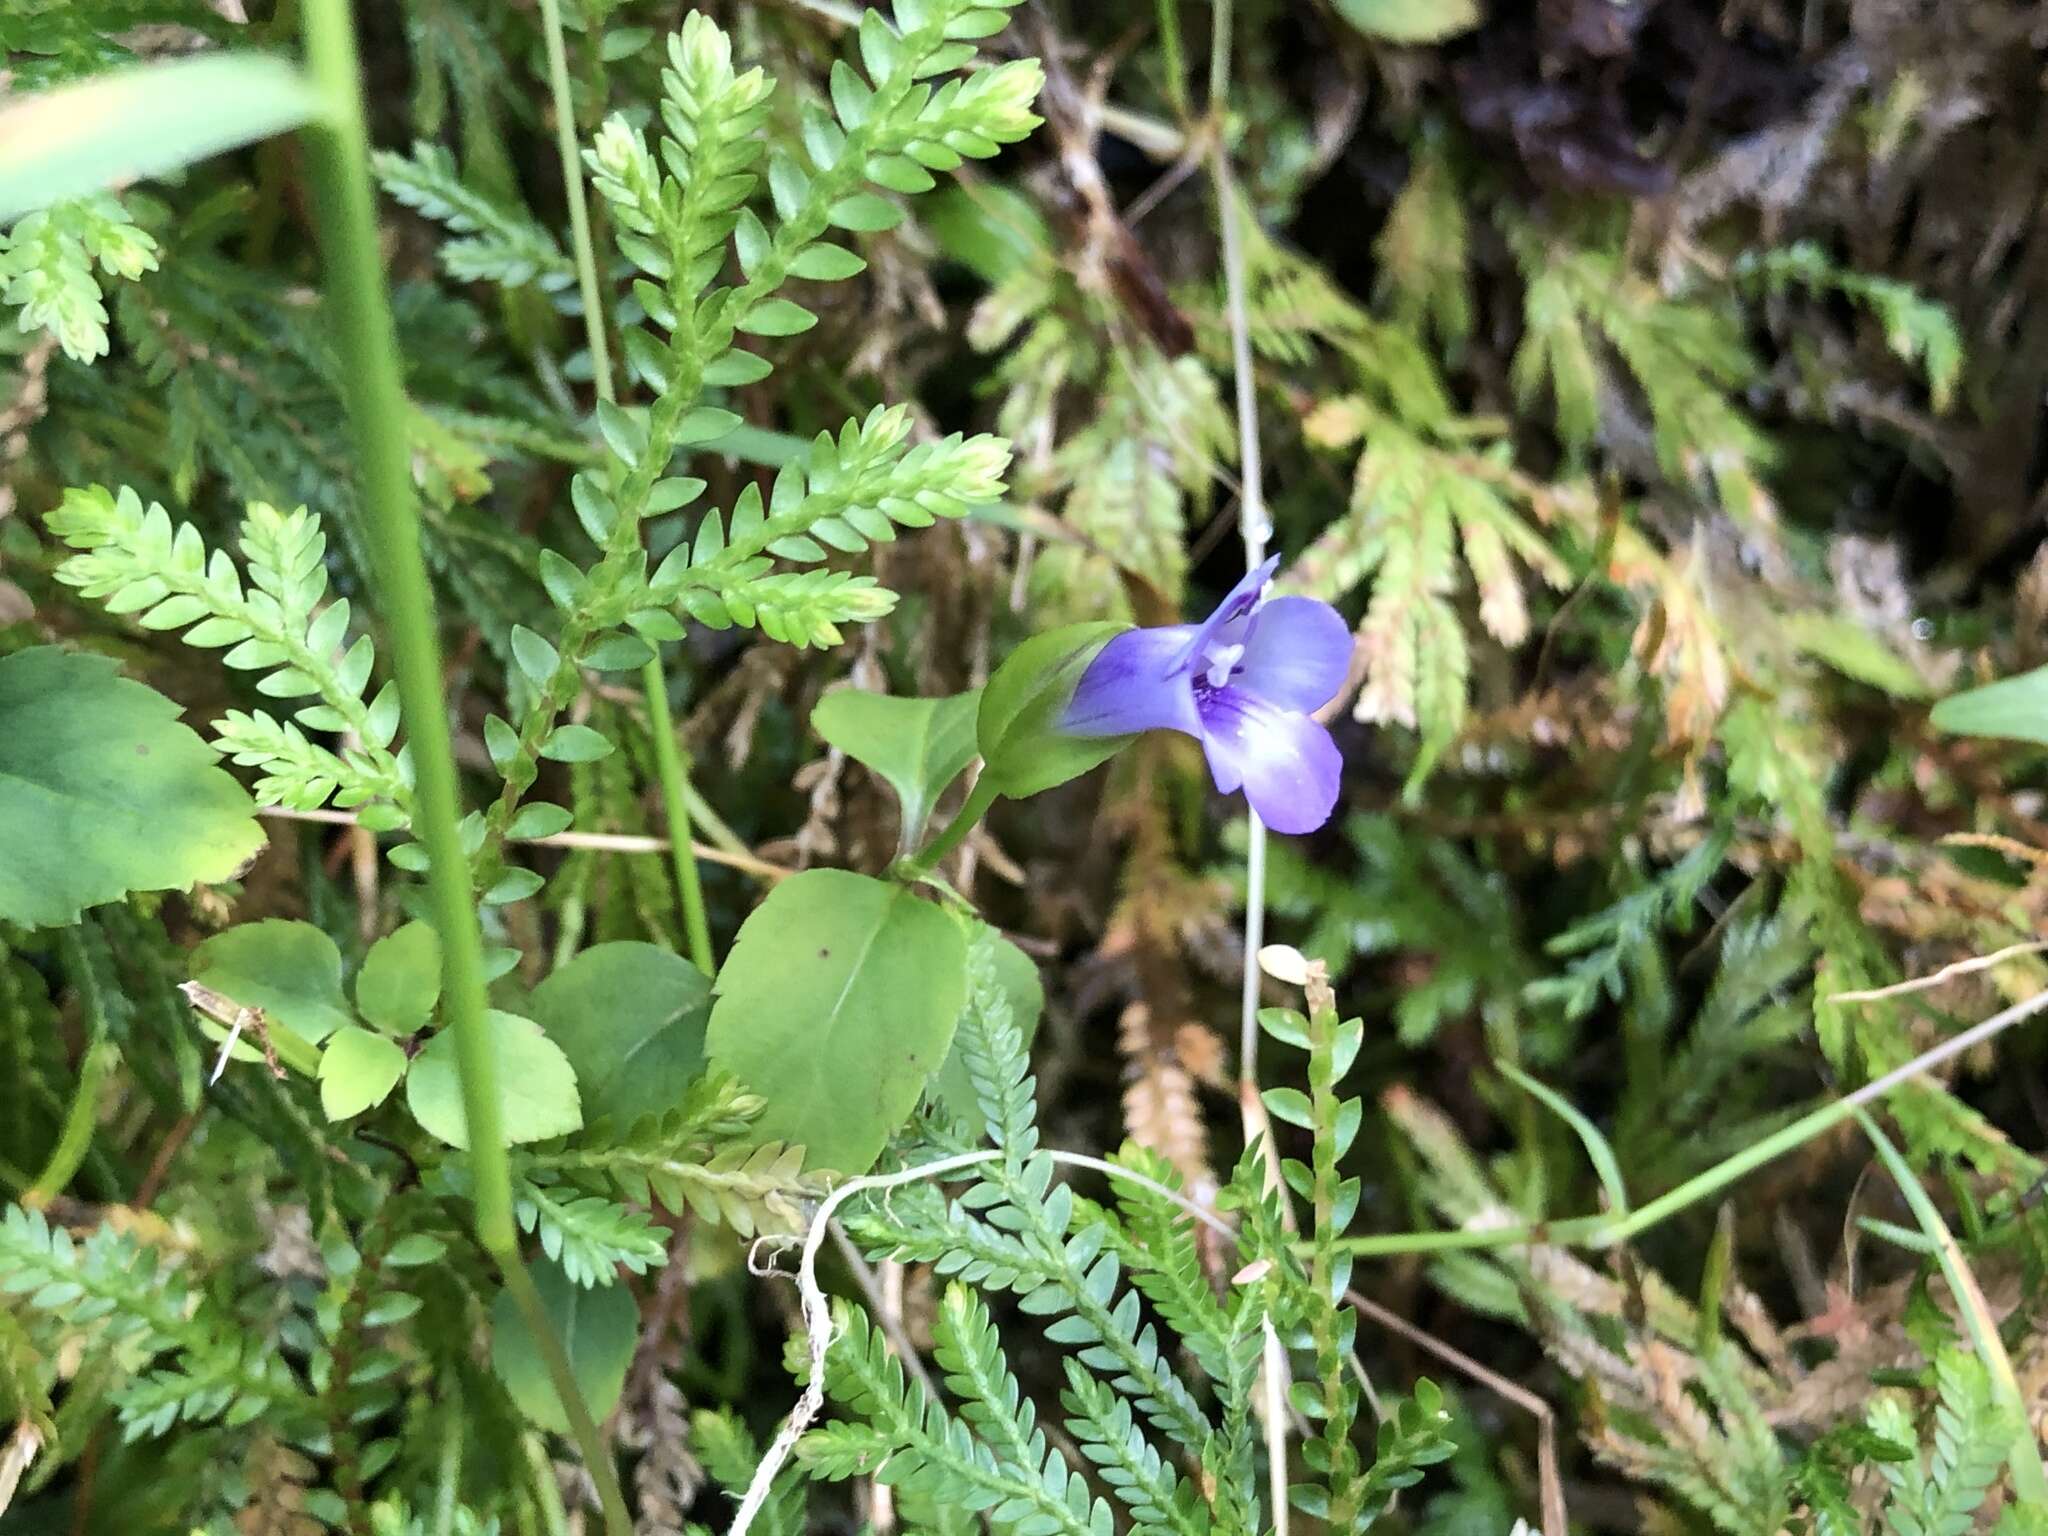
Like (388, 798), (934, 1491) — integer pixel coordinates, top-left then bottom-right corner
(1202, 641), (1245, 690)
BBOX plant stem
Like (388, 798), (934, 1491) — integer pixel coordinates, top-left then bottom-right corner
(301, 0), (507, 1249)
(536, 0), (714, 972)
(1154, 0), (1189, 121)
(1207, 0), (1271, 1105)
(1858, 1110), (2048, 1504)
(537, 0), (614, 404)
(643, 678), (715, 971)
(1335, 983), (2048, 1256)
(902, 770), (1001, 879)
(298, 7), (629, 1530)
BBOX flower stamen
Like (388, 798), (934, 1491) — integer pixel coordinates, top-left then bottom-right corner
(1203, 641), (1245, 690)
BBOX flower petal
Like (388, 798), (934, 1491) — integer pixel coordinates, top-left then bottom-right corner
(1060, 625), (1202, 737)
(1196, 689), (1342, 834)
(1172, 555), (1280, 673)
(1237, 595), (1353, 712)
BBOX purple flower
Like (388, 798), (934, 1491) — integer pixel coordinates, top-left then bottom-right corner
(1060, 557), (1352, 834)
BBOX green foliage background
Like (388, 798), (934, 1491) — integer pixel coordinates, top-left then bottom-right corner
(6, 1), (2048, 1533)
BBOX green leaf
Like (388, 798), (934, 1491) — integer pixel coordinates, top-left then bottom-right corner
(0, 647), (263, 928)
(707, 869), (967, 1174)
(318, 1027), (408, 1120)
(1785, 613), (1931, 699)
(1930, 664), (2048, 745)
(811, 687), (982, 848)
(827, 193), (900, 232)
(925, 182), (1048, 284)
(931, 927), (1042, 1136)
(509, 625), (560, 687)
(788, 242), (867, 281)
(1499, 1061), (1630, 1218)
(0, 55), (323, 223)
(530, 942), (710, 1128)
(489, 1257), (637, 1435)
(405, 1011), (584, 1149)
(737, 298), (816, 337)
(1328, 0), (1480, 44)
(353, 921), (442, 1035)
(540, 724), (615, 763)
(976, 622), (1132, 798)
(189, 919), (355, 1046)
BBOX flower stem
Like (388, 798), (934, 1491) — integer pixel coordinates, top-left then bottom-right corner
(901, 770), (1001, 880)
(537, 0), (713, 972)
(298, 7), (629, 1530)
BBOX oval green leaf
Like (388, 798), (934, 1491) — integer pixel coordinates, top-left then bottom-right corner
(189, 919), (355, 1046)
(706, 869), (967, 1174)
(1930, 664), (2048, 746)
(812, 687), (982, 848)
(1329, 0), (1480, 44)
(318, 1027), (408, 1120)
(353, 921), (442, 1035)
(530, 942), (710, 1129)
(405, 1012), (583, 1149)
(0, 647), (264, 928)
(489, 1258), (637, 1435)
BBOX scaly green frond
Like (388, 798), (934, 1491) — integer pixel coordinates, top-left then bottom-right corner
(0, 194), (158, 362)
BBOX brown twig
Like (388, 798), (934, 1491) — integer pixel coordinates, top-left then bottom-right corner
(255, 806), (790, 881)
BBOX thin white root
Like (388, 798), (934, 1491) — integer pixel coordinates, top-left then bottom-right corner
(728, 1150), (997, 1536)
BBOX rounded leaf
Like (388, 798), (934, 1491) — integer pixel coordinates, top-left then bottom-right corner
(317, 1027), (408, 1120)
(812, 687), (981, 848)
(489, 1258), (637, 1434)
(530, 943), (710, 1128)
(0, 647), (263, 928)
(405, 1012), (583, 1149)
(353, 921), (442, 1035)
(706, 870), (967, 1174)
(190, 919), (354, 1046)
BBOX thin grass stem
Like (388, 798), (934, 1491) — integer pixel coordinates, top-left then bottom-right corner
(298, 7), (631, 1528)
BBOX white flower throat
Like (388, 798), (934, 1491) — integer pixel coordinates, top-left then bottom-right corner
(1202, 641), (1245, 689)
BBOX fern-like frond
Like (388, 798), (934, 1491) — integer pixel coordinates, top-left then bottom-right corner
(46, 486), (408, 821)
(512, 1180), (668, 1287)
(802, 1300), (1106, 1536)
(1375, 136), (1469, 351)
(1738, 241), (1963, 412)
(520, 1078), (816, 1239)
(0, 1206), (309, 1442)
(1509, 224), (1773, 523)
(1294, 417), (1567, 745)
(373, 143), (572, 290)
